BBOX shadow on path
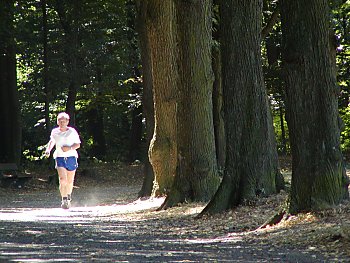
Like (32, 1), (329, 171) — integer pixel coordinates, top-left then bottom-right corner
(0, 186), (331, 262)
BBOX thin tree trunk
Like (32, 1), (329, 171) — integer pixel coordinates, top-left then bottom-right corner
(41, 0), (51, 134)
(136, 0), (155, 198)
(279, 104), (286, 155)
(126, 0), (143, 163)
(55, 0), (81, 125)
(64, 2), (79, 125)
(212, 2), (225, 170)
(280, 0), (348, 213)
(128, 84), (143, 162)
(86, 66), (106, 159)
(212, 46), (225, 170)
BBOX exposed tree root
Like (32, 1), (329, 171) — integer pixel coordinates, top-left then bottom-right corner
(157, 193), (184, 211)
(157, 197), (169, 211)
(259, 210), (288, 229)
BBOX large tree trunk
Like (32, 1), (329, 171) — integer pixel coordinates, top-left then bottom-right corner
(146, 0), (178, 196)
(202, 0), (282, 215)
(160, 0), (220, 209)
(0, 0), (22, 164)
(280, 0), (348, 214)
(136, 0), (155, 198)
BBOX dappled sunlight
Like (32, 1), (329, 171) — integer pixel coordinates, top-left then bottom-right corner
(0, 197), (166, 222)
(1, 163), (349, 262)
(1, 193), (348, 262)
(0, 195), (252, 262)
(0, 243), (79, 262)
(102, 197), (166, 215)
(246, 212), (320, 236)
(183, 234), (244, 244)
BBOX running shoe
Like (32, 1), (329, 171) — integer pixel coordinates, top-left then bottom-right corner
(61, 198), (70, 209)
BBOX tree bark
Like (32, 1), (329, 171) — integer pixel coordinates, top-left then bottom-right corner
(0, 0), (22, 164)
(212, 2), (225, 170)
(145, 0), (178, 196)
(212, 46), (225, 170)
(202, 0), (282, 215)
(279, 104), (287, 155)
(136, 0), (155, 198)
(280, 0), (348, 213)
(160, 0), (220, 209)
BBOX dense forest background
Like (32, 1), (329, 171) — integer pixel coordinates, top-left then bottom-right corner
(13, 0), (142, 163)
(2, 0), (347, 163)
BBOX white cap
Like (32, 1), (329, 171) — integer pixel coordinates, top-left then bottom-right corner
(57, 112), (70, 120)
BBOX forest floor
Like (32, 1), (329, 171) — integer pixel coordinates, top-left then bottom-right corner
(0, 157), (349, 262)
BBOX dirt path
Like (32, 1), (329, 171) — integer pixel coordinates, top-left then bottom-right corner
(1, 161), (349, 263)
(0, 178), (341, 263)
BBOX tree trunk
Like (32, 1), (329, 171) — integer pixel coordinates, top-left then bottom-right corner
(65, 2), (79, 125)
(0, 0), (22, 164)
(55, 0), (81, 125)
(160, 0), (220, 209)
(145, 0), (178, 196)
(41, 0), (51, 135)
(86, 106), (106, 158)
(127, 83), (143, 162)
(202, 0), (281, 215)
(212, 45), (225, 171)
(280, 0), (348, 213)
(86, 83), (107, 159)
(126, 0), (143, 163)
(212, 3), (225, 170)
(279, 104), (287, 155)
(136, 0), (155, 198)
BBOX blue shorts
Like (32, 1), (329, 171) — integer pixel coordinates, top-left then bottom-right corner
(55, 157), (78, 171)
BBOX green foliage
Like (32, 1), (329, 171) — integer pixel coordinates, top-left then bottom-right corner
(332, 1), (350, 108)
(332, 1), (350, 153)
(272, 105), (290, 154)
(10, 0), (350, 162)
(340, 105), (350, 152)
(14, 0), (142, 163)
(262, 1), (288, 154)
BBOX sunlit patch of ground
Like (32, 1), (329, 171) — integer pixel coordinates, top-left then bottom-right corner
(0, 197), (166, 222)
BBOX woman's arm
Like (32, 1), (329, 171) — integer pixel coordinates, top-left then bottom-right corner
(45, 139), (55, 157)
(62, 143), (81, 152)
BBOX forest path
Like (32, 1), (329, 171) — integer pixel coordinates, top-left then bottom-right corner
(1, 159), (349, 262)
(0, 181), (333, 263)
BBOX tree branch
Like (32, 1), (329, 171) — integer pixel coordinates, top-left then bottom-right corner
(261, 5), (280, 39)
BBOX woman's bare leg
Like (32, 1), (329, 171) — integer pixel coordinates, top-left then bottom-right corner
(66, 170), (76, 197)
(57, 167), (69, 198)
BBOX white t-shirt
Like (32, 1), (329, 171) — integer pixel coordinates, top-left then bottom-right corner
(50, 127), (81, 159)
